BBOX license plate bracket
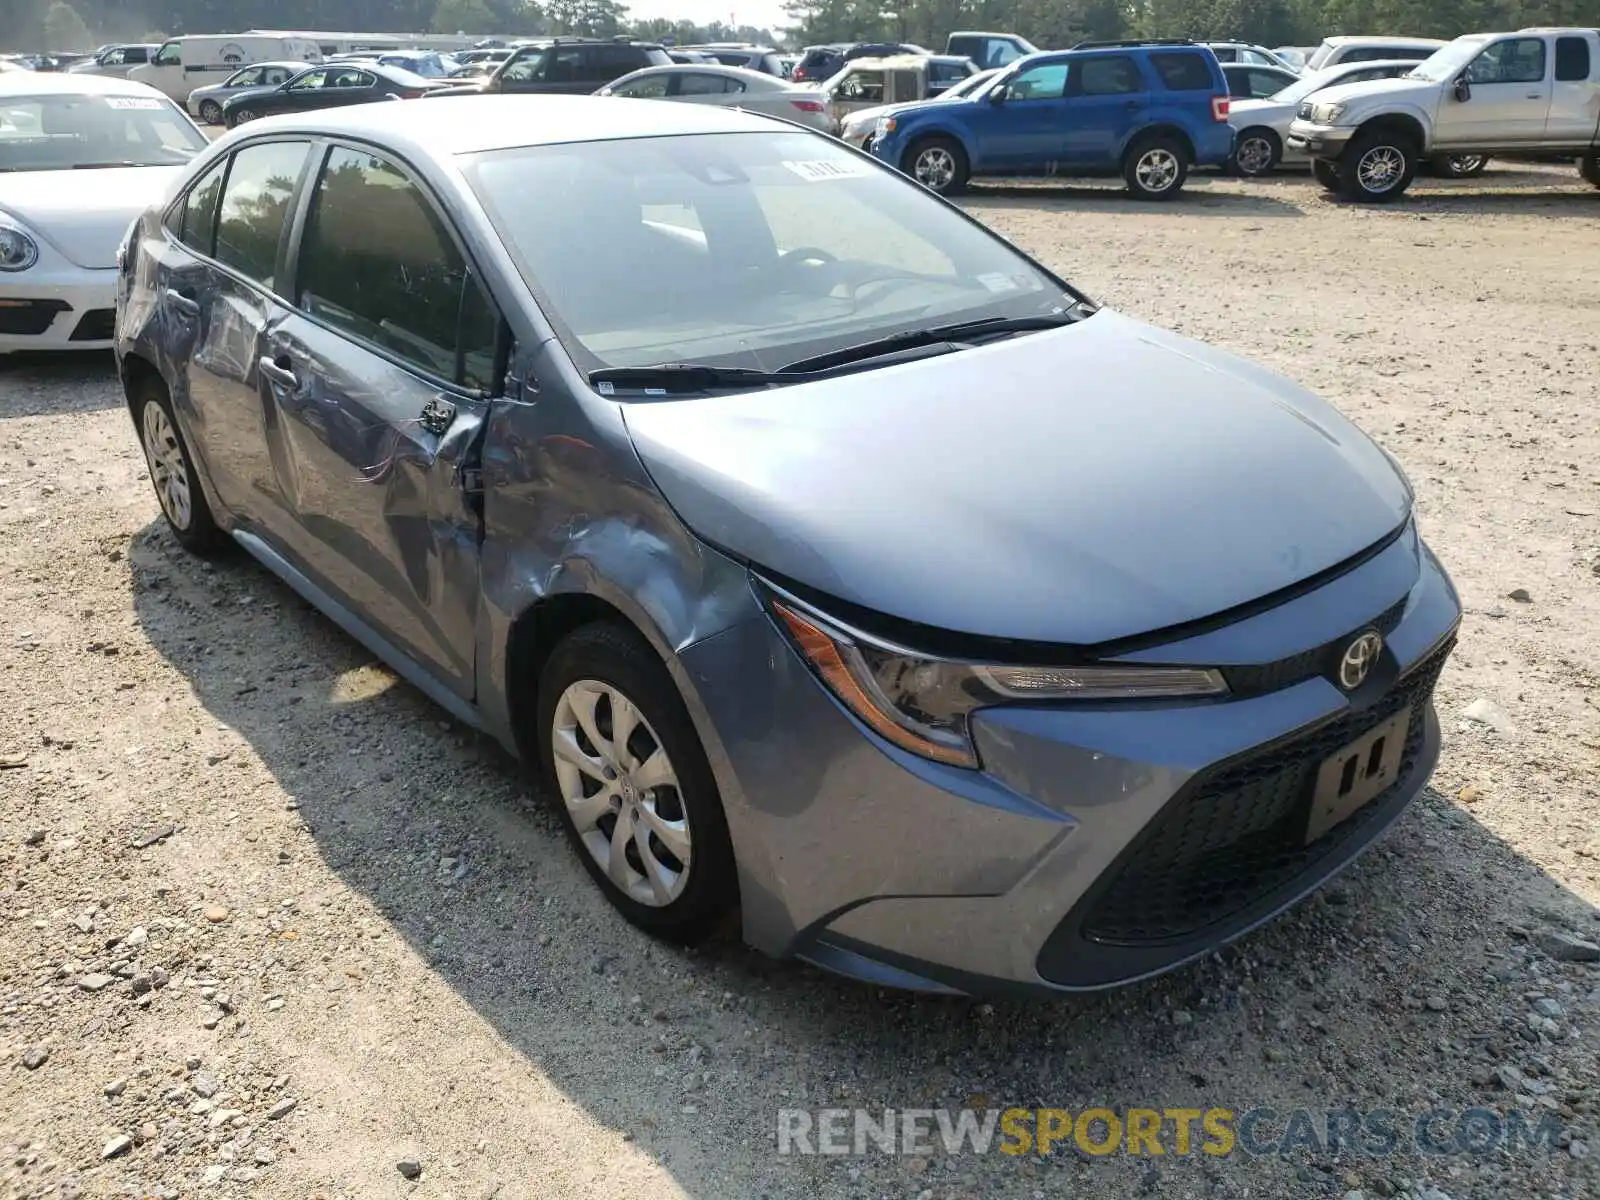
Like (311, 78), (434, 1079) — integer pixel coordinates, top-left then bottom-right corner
(1305, 709), (1410, 844)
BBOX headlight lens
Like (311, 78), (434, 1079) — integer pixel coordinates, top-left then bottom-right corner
(876, 116), (896, 136)
(1314, 102), (1347, 124)
(768, 592), (1227, 769)
(0, 224), (39, 272)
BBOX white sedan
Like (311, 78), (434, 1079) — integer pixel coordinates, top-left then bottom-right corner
(1227, 59), (1419, 176)
(595, 65), (831, 132)
(1, 72), (208, 353)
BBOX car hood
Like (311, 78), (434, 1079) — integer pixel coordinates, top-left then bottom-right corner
(1302, 75), (1435, 109)
(0, 166), (182, 269)
(426, 82), (490, 97)
(842, 96), (964, 128)
(622, 310), (1412, 646)
(1229, 97), (1295, 123)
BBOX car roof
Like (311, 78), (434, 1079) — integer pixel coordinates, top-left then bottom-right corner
(0, 72), (170, 97)
(1320, 58), (1422, 71)
(226, 93), (793, 153)
(1321, 35), (1446, 46)
(623, 63), (781, 81)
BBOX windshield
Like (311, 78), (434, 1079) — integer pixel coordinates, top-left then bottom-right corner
(1272, 66), (1365, 103)
(464, 131), (1076, 379)
(0, 93), (207, 171)
(1405, 37), (1488, 81)
(942, 68), (999, 99)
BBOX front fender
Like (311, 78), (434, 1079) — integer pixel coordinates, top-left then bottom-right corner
(889, 118), (977, 168)
(1349, 104), (1434, 149)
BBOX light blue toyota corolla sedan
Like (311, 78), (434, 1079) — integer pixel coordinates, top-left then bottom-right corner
(113, 96), (1460, 995)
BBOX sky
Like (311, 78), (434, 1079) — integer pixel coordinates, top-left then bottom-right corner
(628, 0), (791, 35)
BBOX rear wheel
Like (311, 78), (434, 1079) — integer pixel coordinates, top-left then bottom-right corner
(1312, 159), (1341, 191)
(903, 136), (968, 195)
(1123, 135), (1188, 200)
(1230, 128), (1281, 177)
(1431, 153), (1488, 178)
(134, 378), (227, 557)
(1337, 128), (1416, 202)
(228, 106), (259, 127)
(535, 622), (738, 944)
(198, 99), (222, 125)
(1580, 152), (1600, 188)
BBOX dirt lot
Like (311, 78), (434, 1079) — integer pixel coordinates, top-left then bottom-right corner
(2, 165), (1598, 1200)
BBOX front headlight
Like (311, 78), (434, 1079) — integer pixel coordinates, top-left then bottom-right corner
(1314, 102), (1348, 124)
(876, 115), (897, 136)
(766, 589), (1227, 769)
(0, 223), (39, 272)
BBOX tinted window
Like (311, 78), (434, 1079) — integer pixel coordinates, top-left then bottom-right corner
(1209, 46), (1238, 62)
(1151, 52), (1213, 90)
(297, 146), (498, 388)
(128, 47), (150, 63)
(288, 70), (326, 90)
(680, 72), (734, 95)
(327, 68), (372, 88)
(1556, 36), (1589, 81)
(1075, 56), (1141, 95)
(929, 60), (966, 82)
(590, 46), (640, 79)
(231, 66), (261, 85)
(177, 159), (226, 254)
(213, 142), (309, 288)
(1004, 61), (1068, 100)
(1467, 38), (1546, 85)
(615, 73), (669, 97)
(1247, 69), (1288, 96)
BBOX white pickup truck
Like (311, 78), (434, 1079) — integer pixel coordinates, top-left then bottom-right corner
(1287, 27), (1600, 200)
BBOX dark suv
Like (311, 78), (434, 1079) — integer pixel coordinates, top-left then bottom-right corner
(791, 41), (926, 82)
(428, 37), (671, 96)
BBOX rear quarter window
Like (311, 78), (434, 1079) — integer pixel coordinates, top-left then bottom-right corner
(1150, 52), (1215, 91)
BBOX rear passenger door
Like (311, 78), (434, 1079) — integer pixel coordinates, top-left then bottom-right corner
(1545, 34), (1599, 142)
(159, 138), (314, 543)
(1062, 54), (1149, 166)
(260, 143), (499, 699)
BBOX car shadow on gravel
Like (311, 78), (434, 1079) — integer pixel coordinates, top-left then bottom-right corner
(128, 522), (1599, 1197)
(963, 183), (1306, 217)
(0, 350), (121, 418)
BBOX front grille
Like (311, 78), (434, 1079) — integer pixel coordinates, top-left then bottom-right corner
(1223, 595), (1408, 697)
(0, 299), (69, 337)
(1077, 635), (1453, 945)
(69, 308), (115, 342)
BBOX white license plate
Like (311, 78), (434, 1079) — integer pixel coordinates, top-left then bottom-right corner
(1305, 709), (1410, 844)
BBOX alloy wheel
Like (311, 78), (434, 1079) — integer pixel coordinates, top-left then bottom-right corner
(141, 402), (192, 531)
(1136, 148), (1180, 193)
(551, 679), (691, 908)
(1357, 145), (1404, 193)
(913, 146), (955, 191)
(199, 101), (221, 124)
(1445, 154), (1486, 176)
(1235, 135), (1274, 175)
(234, 108), (257, 123)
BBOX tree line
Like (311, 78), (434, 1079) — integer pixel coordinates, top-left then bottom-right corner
(6, 0), (1600, 55)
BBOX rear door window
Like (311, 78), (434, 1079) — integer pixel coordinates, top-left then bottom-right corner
(1555, 36), (1590, 82)
(1150, 52), (1214, 90)
(1073, 56), (1142, 95)
(213, 140), (311, 290)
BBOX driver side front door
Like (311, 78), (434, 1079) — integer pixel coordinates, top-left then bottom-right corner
(968, 59), (1071, 173)
(1434, 36), (1552, 145)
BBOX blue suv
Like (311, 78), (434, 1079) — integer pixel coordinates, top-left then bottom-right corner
(870, 40), (1235, 199)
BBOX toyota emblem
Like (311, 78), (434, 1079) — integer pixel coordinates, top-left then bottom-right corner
(1338, 631), (1384, 691)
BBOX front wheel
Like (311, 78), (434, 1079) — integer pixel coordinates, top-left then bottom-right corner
(535, 623), (739, 944)
(1580, 152), (1600, 188)
(198, 99), (222, 125)
(228, 107), (259, 127)
(1337, 129), (1416, 202)
(902, 136), (968, 195)
(1123, 136), (1188, 200)
(1230, 128), (1281, 177)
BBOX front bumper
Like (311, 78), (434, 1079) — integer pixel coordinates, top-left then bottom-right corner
(1287, 120), (1354, 158)
(0, 267), (119, 353)
(680, 523), (1459, 995)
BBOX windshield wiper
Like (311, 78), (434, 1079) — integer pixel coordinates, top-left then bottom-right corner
(588, 363), (788, 393)
(72, 160), (147, 169)
(777, 310), (1084, 375)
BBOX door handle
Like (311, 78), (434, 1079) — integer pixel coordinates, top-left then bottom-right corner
(257, 355), (298, 388)
(1526, 92), (1543, 99)
(163, 287), (199, 316)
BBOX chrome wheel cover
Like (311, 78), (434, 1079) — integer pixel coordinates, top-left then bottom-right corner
(1357, 145), (1405, 192)
(1447, 154), (1486, 176)
(1136, 147), (1180, 192)
(141, 402), (192, 531)
(913, 146), (955, 190)
(552, 680), (690, 907)
(1236, 136), (1274, 175)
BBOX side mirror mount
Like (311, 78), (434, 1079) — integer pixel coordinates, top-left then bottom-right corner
(988, 87), (1006, 105)
(1453, 74), (1471, 102)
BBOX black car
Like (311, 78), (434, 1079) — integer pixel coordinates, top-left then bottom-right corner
(428, 37), (671, 97)
(221, 64), (444, 127)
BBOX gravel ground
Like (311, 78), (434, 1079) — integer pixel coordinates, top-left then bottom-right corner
(1, 164), (1597, 1200)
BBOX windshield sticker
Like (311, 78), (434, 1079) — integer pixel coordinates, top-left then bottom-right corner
(976, 272), (1018, 294)
(105, 97), (165, 110)
(781, 159), (873, 182)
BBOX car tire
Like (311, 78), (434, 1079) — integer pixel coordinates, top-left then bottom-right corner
(134, 378), (227, 557)
(1431, 153), (1488, 178)
(1337, 128), (1416, 202)
(903, 136), (968, 195)
(1580, 152), (1600, 188)
(1312, 159), (1341, 191)
(198, 99), (222, 124)
(1123, 134), (1189, 200)
(229, 107), (258, 126)
(535, 621), (739, 945)
(1230, 128), (1281, 177)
